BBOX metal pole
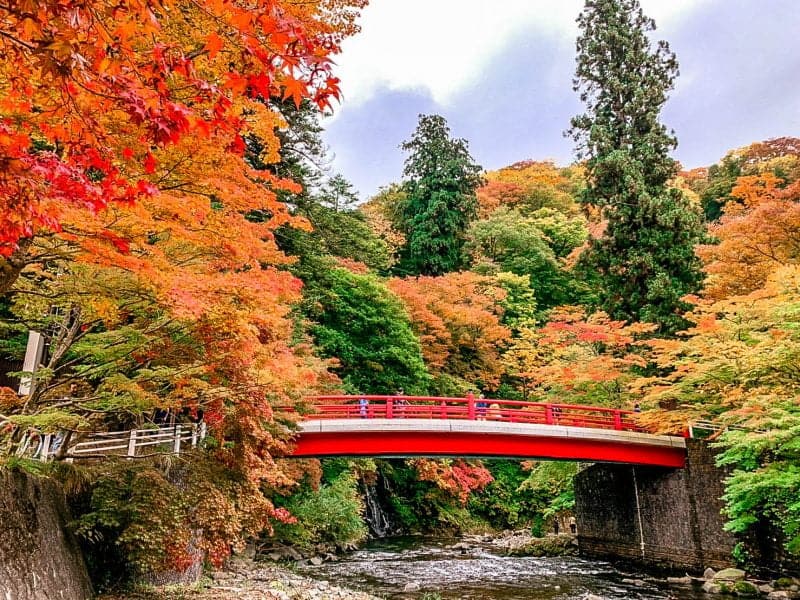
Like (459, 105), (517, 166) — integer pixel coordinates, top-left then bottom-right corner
(632, 466), (646, 560)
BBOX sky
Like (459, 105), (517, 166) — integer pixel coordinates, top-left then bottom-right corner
(321, 0), (800, 199)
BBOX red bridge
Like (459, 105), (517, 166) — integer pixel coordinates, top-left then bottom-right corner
(291, 395), (686, 468)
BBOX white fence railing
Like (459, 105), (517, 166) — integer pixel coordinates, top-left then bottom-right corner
(11, 423), (207, 462)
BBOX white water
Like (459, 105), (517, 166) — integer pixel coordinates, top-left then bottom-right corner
(298, 537), (708, 599)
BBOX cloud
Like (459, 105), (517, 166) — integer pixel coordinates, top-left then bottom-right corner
(334, 0), (711, 108)
(324, 88), (441, 195)
(324, 0), (800, 198)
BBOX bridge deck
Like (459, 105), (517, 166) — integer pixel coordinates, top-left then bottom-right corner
(293, 418), (687, 468)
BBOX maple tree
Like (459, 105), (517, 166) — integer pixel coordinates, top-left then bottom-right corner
(388, 272), (510, 394)
(478, 160), (584, 217)
(0, 0), (365, 286)
(410, 458), (494, 506)
(686, 137), (800, 221)
(0, 0), (370, 574)
(629, 265), (800, 556)
(503, 307), (653, 405)
(698, 176), (800, 301)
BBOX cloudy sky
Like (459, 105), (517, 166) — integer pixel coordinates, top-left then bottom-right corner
(321, 0), (800, 198)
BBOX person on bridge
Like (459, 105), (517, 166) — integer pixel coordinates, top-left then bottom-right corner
(476, 393), (488, 421)
(359, 396), (369, 418)
(394, 388), (408, 418)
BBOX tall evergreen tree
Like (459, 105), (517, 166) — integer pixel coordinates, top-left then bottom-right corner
(397, 114), (483, 276)
(569, 0), (704, 334)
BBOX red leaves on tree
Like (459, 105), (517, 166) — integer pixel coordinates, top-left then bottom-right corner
(0, 0), (362, 255)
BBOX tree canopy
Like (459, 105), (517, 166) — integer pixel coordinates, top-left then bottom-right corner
(395, 114), (484, 276)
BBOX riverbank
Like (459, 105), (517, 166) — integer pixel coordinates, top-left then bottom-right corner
(459, 530), (579, 557)
(99, 557), (382, 600)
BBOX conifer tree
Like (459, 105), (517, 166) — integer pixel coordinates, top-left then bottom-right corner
(397, 114), (483, 276)
(570, 0), (704, 334)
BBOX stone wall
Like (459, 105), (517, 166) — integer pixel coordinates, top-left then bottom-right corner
(0, 468), (92, 600)
(574, 439), (736, 572)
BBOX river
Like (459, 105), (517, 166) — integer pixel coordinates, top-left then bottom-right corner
(297, 537), (708, 599)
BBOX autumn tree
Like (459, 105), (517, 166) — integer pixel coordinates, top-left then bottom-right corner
(359, 184), (407, 266)
(477, 160), (584, 217)
(0, 0), (368, 574)
(698, 177), (800, 300)
(570, 0), (704, 334)
(0, 0), (365, 291)
(388, 272), (510, 394)
(631, 266), (800, 556)
(395, 115), (483, 276)
(503, 307), (653, 405)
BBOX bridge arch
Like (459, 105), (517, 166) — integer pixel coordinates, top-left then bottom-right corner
(291, 396), (686, 468)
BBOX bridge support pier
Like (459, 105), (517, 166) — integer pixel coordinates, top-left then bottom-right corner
(574, 439), (735, 571)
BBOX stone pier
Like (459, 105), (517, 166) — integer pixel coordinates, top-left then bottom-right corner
(574, 439), (735, 571)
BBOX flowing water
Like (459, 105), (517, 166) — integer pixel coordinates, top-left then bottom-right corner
(297, 537), (708, 599)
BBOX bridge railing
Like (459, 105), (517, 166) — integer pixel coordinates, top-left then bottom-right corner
(304, 395), (642, 432)
(11, 423), (207, 462)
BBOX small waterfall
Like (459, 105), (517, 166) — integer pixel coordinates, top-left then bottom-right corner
(361, 476), (395, 538)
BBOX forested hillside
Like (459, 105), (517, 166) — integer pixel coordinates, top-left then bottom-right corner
(0, 0), (798, 585)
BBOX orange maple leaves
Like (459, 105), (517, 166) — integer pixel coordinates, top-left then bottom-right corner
(388, 272), (511, 391)
(0, 0), (364, 255)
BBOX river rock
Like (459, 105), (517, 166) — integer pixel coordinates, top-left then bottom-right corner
(622, 578), (647, 586)
(667, 575), (692, 585)
(703, 581), (722, 594)
(403, 582), (421, 592)
(704, 567), (717, 580)
(768, 592), (794, 600)
(732, 581), (760, 597)
(714, 568), (746, 582)
(310, 556), (324, 566)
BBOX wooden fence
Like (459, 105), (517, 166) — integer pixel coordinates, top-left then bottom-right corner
(12, 423), (207, 462)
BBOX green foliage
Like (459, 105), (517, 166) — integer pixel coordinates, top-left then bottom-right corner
(278, 203), (393, 274)
(467, 207), (573, 309)
(374, 459), (473, 533)
(304, 266), (430, 394)
(494, 272), (537, 331)
(716, 403), (800, 555)
(527, 208), (588, 258)
(271, 472), (368, 551)
(73, 463), (189, 579)
(396, 114), (483, 276)
(519, 461), (578, 522)
(468, 460), (541, 530)
(698, 154), (743, 221)
(320, 174), (360, 213)
(570, 0), (704, 334)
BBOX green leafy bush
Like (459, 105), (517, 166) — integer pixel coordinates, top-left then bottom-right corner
(271, 472), (368, 552)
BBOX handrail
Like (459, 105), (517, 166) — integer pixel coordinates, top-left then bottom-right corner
(300, 395), (642, 432)
(8, 423), (207, 462)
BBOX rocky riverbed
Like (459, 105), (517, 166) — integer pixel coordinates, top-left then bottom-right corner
(99, 557), (382, 600)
